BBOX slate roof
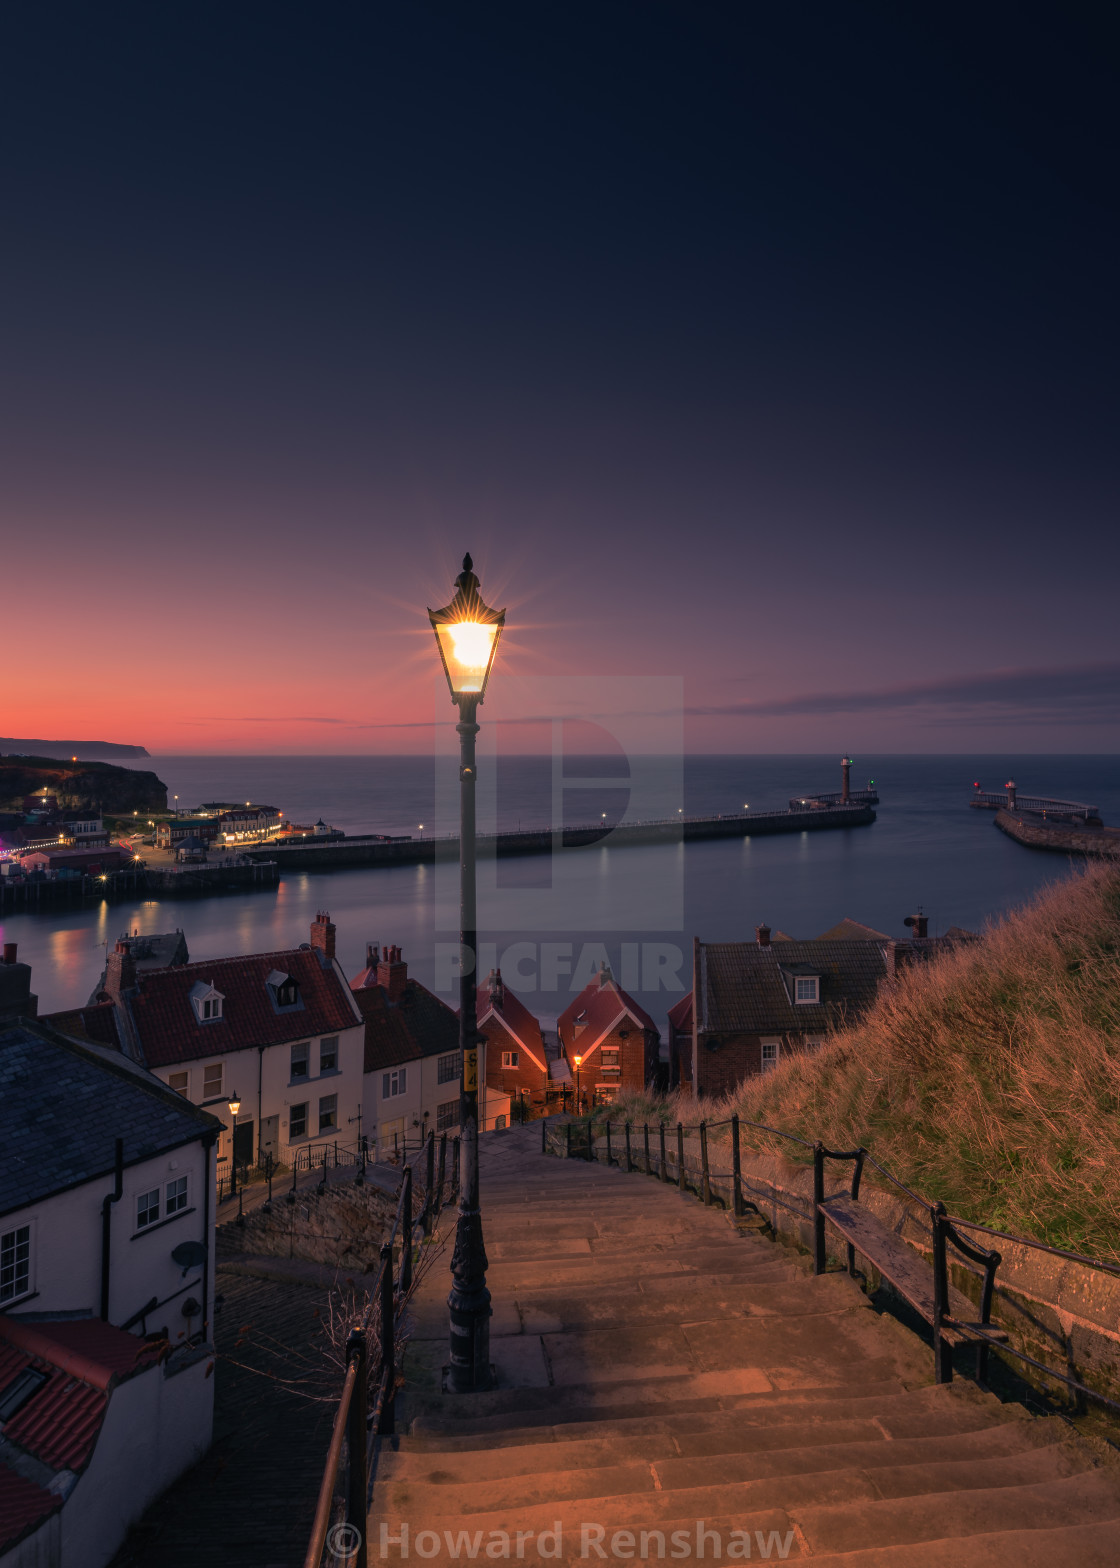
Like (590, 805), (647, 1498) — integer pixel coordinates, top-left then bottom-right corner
(0, 1019), (221, 1219)
(124, 947), (362, 1067)
(351, 977), (459, 1074)
(697, 939), (889, 1036)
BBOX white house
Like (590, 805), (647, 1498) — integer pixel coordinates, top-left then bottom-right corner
(96, 913), (366, 1175)
(0, 1016), (221, 1568)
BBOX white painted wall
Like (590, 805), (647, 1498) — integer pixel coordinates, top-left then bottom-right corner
(364, 1042), (511, 1154)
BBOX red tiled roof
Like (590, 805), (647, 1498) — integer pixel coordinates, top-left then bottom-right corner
(0, 1465), (61, 1555)
(352, 978), (459, 1074)
(126, 947), (361, 1067)
(42, 1001), (122, 1051)
(475, 981), (545, 1064)
(667, 992), (693, 1033)
(558, 972), (659, 1052)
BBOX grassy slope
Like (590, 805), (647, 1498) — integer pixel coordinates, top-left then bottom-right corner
(613, 866), (1120, 1261)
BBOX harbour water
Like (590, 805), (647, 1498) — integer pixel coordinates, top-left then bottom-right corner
(5, 754), (1117, 1031)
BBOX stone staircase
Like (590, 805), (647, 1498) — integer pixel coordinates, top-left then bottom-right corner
(373, 1125), (1120, 1565)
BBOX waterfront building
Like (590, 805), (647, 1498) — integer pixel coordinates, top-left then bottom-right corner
(558, 961), (661, 1106)
(90, 913), (364, 1176)
(475, 968), (549, 1113)
(19, 843), (127, 876)
(155, 816), (219, 851)
(351, 944), (511, 1155)
(216, 805), (282, 842)
(0, 1016), (220, 1567)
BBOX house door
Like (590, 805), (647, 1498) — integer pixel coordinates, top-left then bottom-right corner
(233, 1119), (255, 1169)
(259, 1115), (279, 1164)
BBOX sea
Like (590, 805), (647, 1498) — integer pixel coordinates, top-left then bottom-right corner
(6, 754), (1118, 1036)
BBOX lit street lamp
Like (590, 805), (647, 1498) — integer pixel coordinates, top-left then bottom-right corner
(228, 1092), (242, 1199)
(429, 553), (505, 1393)
(573, 1053), (583, 1112)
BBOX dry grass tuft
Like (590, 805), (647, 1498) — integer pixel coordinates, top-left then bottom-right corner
(611, 866), (1120, 1260)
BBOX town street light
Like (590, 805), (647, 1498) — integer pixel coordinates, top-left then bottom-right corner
(574, 1053), (583, 1112)
(429, 553), (505, 1393)
(228, 1093), (242, 1199)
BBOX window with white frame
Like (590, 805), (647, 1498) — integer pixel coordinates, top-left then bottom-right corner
(291, 1042), (310, 1081)
(169, 1070), (189, 1096)
(190, 981), (224, 1023)
(319, 1036), (338, 1074)
(166, 1176), (189, 1215)
(289, 1102), (308, 1140)
(203, 1062), (223, 1099)
(318, 1094), (338, 1133)
(501, 1050), (519, 1069)
(0, 1224), (31, 1303)
(437, 1051), (458, 1084)
(794, 976), (820, 1004)
(382, 1067), (407, 1099)
(437, 1099), (459, 1131)
(136, 1188), (160, 1229)
(761, 1039), (780, 1071)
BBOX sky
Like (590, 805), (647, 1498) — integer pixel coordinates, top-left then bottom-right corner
(2, 2), (1119, 754)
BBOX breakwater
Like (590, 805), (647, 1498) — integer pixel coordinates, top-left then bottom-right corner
(994, 809), (1120, 859)
(241, 803), (876, 871)
(0, 859), (279, 907)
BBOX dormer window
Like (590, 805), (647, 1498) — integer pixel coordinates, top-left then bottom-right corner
(794, 976), (820, 1004)
(267, 969), (301, 1010)
(190, 981), (224, 1024)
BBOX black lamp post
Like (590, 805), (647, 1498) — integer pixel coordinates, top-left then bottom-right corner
(429, 553), (505, 1393)
(228, 1092), (241, 1199)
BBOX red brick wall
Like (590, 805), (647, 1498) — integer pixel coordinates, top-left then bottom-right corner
(696, 1032), (814, 1096)
(483, 1016), (548, 1100)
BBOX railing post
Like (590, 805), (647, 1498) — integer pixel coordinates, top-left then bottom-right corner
(931, 1203), (953, 1384)
(643, 1122), (651, 1176)
(346, 1327), (368, 1568)
(605, 1119), (613, 1167)
(436, 1132), (447, 1211)
(425, 1130), (436, 1236)
(700, 1121), (711, 1205)
(565, 1121), (572, 1159)
(812, 1142), (826, 1275)
(677, 1123), (685, 1193)
(731, 1114), (743, 1218)
(624, 1122), (633, 1174)
(659, 1121), (668, 1182)
(400, 1164), (413, 1294)
(378, 1241), (395, 1434)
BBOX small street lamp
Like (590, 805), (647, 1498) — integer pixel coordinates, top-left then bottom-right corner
(429, 552), (505, 1393)
(228, 1093), (242, 1199)
(573, 1053), (583, 1112)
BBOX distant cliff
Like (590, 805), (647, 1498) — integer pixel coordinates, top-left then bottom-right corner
(0, 737), (150, 759)
(0, 756), (167, 813)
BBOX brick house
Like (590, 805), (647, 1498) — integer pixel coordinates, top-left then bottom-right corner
(558, 962), (660, 1107)
(155, 817), (219, 851)
(476, 969), (548, 1114)
(674, 925), (892, 1098)
(352, 945), (511, 1154)
(92, 913), (365, 1174)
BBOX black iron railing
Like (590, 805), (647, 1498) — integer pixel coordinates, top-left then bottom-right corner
(542, 1111), (1120, 1417)
(303, 1129), (460, 1568)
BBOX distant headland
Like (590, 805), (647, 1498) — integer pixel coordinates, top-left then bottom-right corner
(0, 737), (150, 759)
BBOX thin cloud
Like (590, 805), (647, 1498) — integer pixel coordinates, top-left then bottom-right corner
(689, 662), (1120, 725)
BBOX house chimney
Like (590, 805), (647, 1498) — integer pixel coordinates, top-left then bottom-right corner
(365, 942), (380, 968)
(597, 960), (615, 989)
(2, 943), (16, 965)
(104, 939), (137, 998)
(485, 967), (505, 1008)
(310, 910), (336, 963)
(755, 923), (771, 947)
(903, 912), (929, 940)
(841, 756), (852, 804)
(377, 944), (408, 1003)
(0, 943), (36, 1023)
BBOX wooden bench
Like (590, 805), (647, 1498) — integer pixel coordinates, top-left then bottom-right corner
(812, 1145), (1007, 1384)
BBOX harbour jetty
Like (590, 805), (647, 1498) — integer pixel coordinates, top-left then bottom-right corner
(0, 857), (279, 908)
(971, 779), (1118, 858)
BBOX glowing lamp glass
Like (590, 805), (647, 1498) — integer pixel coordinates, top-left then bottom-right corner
(429, 555), (506, 704)
(228, 1094), (241, 1118)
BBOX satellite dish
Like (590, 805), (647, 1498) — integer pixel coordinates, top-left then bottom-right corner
(171, 1240), (207, 1272)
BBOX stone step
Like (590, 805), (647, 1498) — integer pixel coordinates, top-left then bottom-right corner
(802, 1518), (1120, 1567)
(380, 1390), (1049, 1485)
(480, 1254), (798, 1291)
(793, 1469), (1120, 1554)
(398, 1378), (922, 1446)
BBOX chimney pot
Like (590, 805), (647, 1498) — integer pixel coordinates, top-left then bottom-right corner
(755, 923), (771, 947)
(2, 943), (15, 965)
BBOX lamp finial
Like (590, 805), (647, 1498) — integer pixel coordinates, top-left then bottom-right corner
(462, 551), (473, 573)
